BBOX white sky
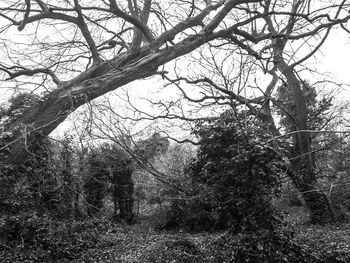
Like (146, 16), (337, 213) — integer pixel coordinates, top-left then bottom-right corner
(46, 28), (350, 140)
(322, 30), (350, 86)
(1, 4), (350, 139)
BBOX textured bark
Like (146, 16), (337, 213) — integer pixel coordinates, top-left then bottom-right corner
(112, 168), (134, 222)
(3, 33), (216, 166)
(275, 48), (335, 223)
(116, 184), (134, 222)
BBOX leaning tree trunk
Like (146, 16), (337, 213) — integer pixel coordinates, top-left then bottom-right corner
(2, 32), (215, 166)
(258, 66), (335, 223)
(289, 143), (335, 223)
(275, 52), (335, 223)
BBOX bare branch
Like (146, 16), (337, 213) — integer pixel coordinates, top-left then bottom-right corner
(34, 0), (49, 12)
(73, 0), (101, 65)
(2, 67), (61, 85)
(108, 0), (155, 45)
(18, 0), (31, 31)
(131, 0), (152, 48)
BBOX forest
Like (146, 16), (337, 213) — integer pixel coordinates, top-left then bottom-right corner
(1, 0), (350, 262)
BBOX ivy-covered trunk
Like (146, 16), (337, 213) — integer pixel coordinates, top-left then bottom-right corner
(85, 153), (108, 217)
(116, 183), (134, 222)
(60, 141), (74, 219)
(283, 65), (335, 223)
(112, 168), (134, 223)
(289, 150), (335, 224)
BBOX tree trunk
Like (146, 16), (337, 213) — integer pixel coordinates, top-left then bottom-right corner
(2, 34), (213, 166)
(289, 157), (335, 223)
(112, 167), (134, 223)
(276, 55), (335, 223)
(116, 184), (134, 223)
(73, 181), (82, 219)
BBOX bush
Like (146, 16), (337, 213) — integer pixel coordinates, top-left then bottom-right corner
(330, 172), (350, 221)
(187, 111), (288, 232)
(161, 197), (217, 232)
(0, 212), (51, 248)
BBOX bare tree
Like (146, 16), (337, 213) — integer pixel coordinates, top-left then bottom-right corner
(1, 1), (350, 225)
(1, 0), (349, 167)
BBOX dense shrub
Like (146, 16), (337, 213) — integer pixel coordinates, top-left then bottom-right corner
(0, 164), (28, 214)
(330, 171), (350, 221)
(161, 111), (288, 233)
(84, 152), (109, 216)
(161, 196), (217, 232)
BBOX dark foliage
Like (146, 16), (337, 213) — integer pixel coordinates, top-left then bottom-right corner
(0, 214), (114, 262)
(210, 228), (320, 263)
(104, 144), (135, 222)
(276, 82), (333, 134)
(24, 139), (60, 215)
(187, 110), (288, 232)
(135, 132), (170, 164)
(84, 152), (108, 216)
(161, 196), (217, 232)
(58, 134), (76, 219)
(0, 164), (25, 214)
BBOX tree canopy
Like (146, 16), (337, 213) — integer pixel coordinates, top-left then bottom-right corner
(0, 0), (349, 165)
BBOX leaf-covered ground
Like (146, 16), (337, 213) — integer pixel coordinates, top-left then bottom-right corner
(294, 223), (350, 262)
(0, 217), (222, 263)
(3, 209), (350, 263)
(76, 226), (220, 263)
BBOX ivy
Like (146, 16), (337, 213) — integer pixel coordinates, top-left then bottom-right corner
(189, 110), (288, 232)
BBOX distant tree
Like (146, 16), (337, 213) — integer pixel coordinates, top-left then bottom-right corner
(58, 134), (75, 219)
(276, 82), (334, 134)
(103, 144), (135, 222)
(135, 132), (170, 164)
(23, 138), (60, 215)
(74, 144), (88, 218)
(84, 152), (108, 217)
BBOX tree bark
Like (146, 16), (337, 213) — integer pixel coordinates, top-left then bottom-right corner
(275, 51), (335, 223)
(2, 0), (264, 165)
(116, 184), (134, 222)
(2, 33), (216, 166)
(112, 169), (134, 223)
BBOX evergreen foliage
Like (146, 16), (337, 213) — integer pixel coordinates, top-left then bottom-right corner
(84, 152), (108, 216)
(105, 144), (135, 222)
(188, 110), (288, 232)
(58, 134), (75, 219)
(276, 82), (333, 133)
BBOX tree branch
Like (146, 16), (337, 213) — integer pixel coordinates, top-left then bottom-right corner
(73, 0), (101, 65)
(1, 66), (61, 85)
(108, 0), (155, 44)
(131, 0), (152, 48)
(18, 0), (31, 31)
